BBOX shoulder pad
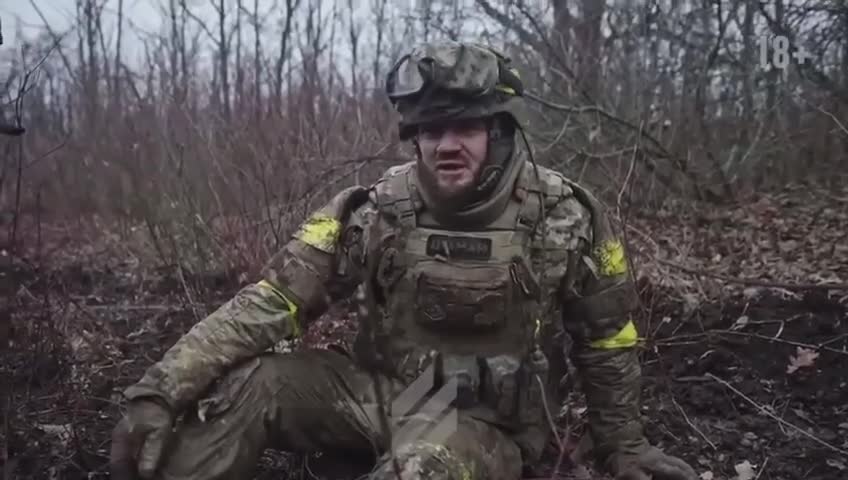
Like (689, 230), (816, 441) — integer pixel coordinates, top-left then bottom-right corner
(559, 174), (607, 217)
(517, 161), (575, 207)
(382, 162), (415, 179)
(372, 162), (414, 190)
(539, 165), (573, 206)
(292, 186), (370, 254)
(370, 161), (416, 210)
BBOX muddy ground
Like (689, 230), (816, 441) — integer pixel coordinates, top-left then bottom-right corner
(2, 187), (847, 480)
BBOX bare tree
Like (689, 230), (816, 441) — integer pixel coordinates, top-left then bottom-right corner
(371, 0), (389, 88)
(168, 0), (182, 100)
(217, 0), (231, 119)
(235, 0), (244, 110)
(251, 0), (262, 117)
(348, 0), (360, 94)
(114, 0), (124, 109)
(274, 0), (299, 109)
(80, 0), (101, 130)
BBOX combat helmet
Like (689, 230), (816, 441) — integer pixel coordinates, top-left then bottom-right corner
(384, 41), (529, 214)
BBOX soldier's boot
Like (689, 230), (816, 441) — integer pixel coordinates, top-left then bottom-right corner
(151, 348), (392, 480)
(368, 415), (524, 480)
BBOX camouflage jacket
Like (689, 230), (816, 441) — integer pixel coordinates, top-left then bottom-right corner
(124, 159), (649, 468)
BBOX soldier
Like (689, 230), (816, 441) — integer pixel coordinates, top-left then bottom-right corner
(110, 41), (698, 480)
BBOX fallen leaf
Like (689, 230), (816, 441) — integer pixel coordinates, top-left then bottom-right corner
(731, 315), (749, 330)
(700, 471), (714, 480)
(572, 465), (593, 480)
(735, 460), (756, 480)
(36, 423), (73, 448)
(787, 346), (820, 374)
(588, 126), (601, 143)
(826, 459), (846, 470)
(793, 408), (812, 423)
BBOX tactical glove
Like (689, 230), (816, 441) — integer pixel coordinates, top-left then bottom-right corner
(110, 397), (175, 480)
(610, 445), (698, 480)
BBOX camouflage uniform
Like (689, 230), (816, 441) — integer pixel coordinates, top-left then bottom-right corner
(110, 42), (697, 480)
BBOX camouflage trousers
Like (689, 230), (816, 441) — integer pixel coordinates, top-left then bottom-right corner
(151, 348), (524, 480)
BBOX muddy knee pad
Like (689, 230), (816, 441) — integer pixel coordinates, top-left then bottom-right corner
(188, 350), (314, 421)
(370, 442), (475, 480)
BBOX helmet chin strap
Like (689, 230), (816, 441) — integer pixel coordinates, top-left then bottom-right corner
(466, 113), (515, 207)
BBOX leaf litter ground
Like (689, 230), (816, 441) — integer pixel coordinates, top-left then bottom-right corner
(1, 182), (846, 480)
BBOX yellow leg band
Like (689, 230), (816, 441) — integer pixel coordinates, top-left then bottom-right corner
(590, 319), (640, 349)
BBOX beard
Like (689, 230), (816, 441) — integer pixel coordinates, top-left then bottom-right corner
(413, 114), (516, 213)
(416, 156), (481, 208)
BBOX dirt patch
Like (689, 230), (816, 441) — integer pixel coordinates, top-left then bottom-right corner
(3, 257), (845, 480)
(638, 289), (847, 480)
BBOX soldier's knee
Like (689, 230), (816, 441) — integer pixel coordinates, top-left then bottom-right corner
(190, 352), (308, 420)
(373, 442), (475, 480)
(249, 348), (353, 384)
(202, 352), (304, 409)
(246, 352), (290, 383)
(198, 348), (356, 417)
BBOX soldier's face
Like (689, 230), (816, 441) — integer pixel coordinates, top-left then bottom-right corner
(416, 118), (488, 198)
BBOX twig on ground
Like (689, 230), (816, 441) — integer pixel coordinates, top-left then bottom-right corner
(66, 296), (104, 325)
(754, 456), (770, 480)
(176, 265), (202, 322)
(3, 390), (11, 480)
(623, 221), (662, 258)
(810, 103), (848, 137)
(707, 373), (848, 456)
(656, 258), (848, 291)
(671, 396), (717, 450)
(817, 190), (848, 203)
(303, 454), (321, 480)
(534, 375), (568, 480)
(820, 333), (848, 347)
(655, 329), (848, 356)
(80, 303), (184, 311)
(658, 423), (681, 442)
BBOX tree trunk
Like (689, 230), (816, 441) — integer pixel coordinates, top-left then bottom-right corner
(114, 0), (124, 110)
(274, 0), (297, 110)
(372, 0), (388, 89)
(218, 0), (230, 120)
(236, 0), (244, 113)
(253, 0), (262, 118)
(574, 0), (604, 100)
(348, 0), (359, 95)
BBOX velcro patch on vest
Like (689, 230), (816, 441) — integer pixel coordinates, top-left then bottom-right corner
(426, 234), (492, 260)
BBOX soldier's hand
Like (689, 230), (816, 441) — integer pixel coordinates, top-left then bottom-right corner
(110, 398), (174, 480)
(610, 446), (698, 480)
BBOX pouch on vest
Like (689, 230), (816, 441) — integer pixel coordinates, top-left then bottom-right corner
(414, 262), (511, 331)
(440, 354), (481, 409)
(481, 354), (521, 419)
(517, 348), (549, 426)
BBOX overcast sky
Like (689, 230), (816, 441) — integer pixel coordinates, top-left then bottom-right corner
(3, 0), (170, 70)
(4, 1), (161, 45)
(1, 0), (439, 84)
